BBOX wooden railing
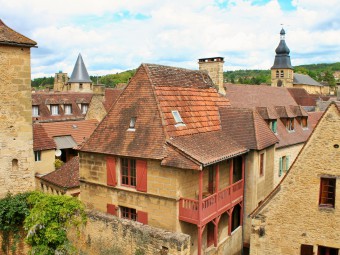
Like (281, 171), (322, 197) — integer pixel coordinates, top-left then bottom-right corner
(179, 180), (243, 225)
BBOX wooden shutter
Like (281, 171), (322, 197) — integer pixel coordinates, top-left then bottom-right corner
(106, 156), (116, 186)
(272, 120), (277, 133)
(136, 160), (147, 192)
(137, 210), (148, 224)
(300, 244), (313, 255)
(279, 157), (283, 177)
(286, 156), (290, 172)
(107, 204), (116, 216)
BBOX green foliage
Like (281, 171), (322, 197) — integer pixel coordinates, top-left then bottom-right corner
(224, 70), (271, 85)
(31, 77), (54, 89)
(0, 192), (31, 254)
(54, 159), (64, 169)
(99, 70), (136, 87)
(24, 191), (87, 255)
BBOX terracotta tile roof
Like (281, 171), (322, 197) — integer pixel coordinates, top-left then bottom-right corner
(308, 111), (323, 129)
(33, 124), (56, 150)
(219, 107), (278, 150)
(0, 19), (37, 47)
(256, 107), (278, 120)
(275, 106), (296, 118)
(167, 131), (248, 166)
(40, 156), (79, 188)
(102, 88), (123, 112)
(81, 64), (245, 169)
(36, 119), (98, 147)
(32, 92), (92, 122)
(287, 87), (330, 106)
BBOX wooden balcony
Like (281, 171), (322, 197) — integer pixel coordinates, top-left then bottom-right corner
(179, 180), (244, 225)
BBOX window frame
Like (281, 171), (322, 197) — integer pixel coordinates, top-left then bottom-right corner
(64, 104), (72, 115)
(32, 105), (39, 117)
(121, 158), (137, 188)
(172, 110), (185, 126)
(259, 153), (264, 177)
(319, 177), (336, 208)
(286, 118), (294, 131)
(81, 104), (88, 114)
(120, 206), (137, 221)
(50, 104), (59, 116)
(128, 117), (137, 130)
(34, 151), (41, 162)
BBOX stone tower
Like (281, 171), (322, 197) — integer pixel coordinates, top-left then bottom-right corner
(198, 57), (226, 95)
(53, 70), (69, 91)
(271, 28), (294, 87)
(0, 19), (37, 197)
(67, 53), (93, 92)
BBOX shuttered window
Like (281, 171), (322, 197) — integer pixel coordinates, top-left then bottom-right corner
(319, 178), (336, 208)
(106, 156), (116, 186)
(121, 158), (136, 187)
(137, 211), (148, 224)
(136, 160), (147, 192)
(285, 155), (290, 172)
(279, 157), (283, 177)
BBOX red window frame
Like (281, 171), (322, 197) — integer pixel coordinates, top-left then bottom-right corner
(259, 153), (264, 177)
(319, 178), (336, 208)
(121, 158), (136, 187)
(121, 206), (137, 221)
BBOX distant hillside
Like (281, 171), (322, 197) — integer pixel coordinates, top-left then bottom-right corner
(224, 62), (340, 86)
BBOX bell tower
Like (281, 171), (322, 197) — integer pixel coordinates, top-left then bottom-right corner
(271, 28), (294, 87)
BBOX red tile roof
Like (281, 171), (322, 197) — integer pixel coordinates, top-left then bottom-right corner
(219, 107), (278, 150)
(32, 92), (93, 123)
(308, 111), (323, 129)
(40, 156), (79, 188)
(102, 88), (123, 112)
(33, 124), (56, 150)
(287, 87), (330, 106)
(0, 19), (37, 47)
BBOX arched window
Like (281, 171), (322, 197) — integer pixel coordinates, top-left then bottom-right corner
(280, 70), (284, 78)
(277, 80), (283, 87)
(12, 159), (18, 171)
(276, 70), (279, 78)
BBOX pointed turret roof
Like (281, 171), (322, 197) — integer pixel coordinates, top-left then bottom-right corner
(0, 19), (37, 47)
(271, 28), (293, 69)
(68, 54), (92, 83)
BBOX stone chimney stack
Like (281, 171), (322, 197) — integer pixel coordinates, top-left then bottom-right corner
(54, 71), (68, 91)
(198, 57), (225, 95)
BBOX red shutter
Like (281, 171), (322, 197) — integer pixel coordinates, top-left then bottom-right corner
(137, 210), (148, 224)
(136, 160), (147, 192)
(107, 204), (116, 216)
(106, 156), (116, 186)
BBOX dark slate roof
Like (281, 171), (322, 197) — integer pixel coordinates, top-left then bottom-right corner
(0, 19), (37, 47)
(68, 54), (92, 83)
(40, 156), (79, 188)
(293, 73), (322, 86)
(271, 29), (292, 69)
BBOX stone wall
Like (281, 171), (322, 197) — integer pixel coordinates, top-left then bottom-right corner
(0, 45), (35, 197)
(250, 104), (340, 254)
(69, 210), (191, 255)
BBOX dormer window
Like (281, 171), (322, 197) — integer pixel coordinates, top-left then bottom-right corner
(51, 105), (59, 116)
(81, 104), (88, 114)
(128, 117), (137, 131)
(270, 120), (277, 133)
(172, 110), (185, 127)
(286, 118), (294, 131)
(64, 104), (72, 115)
(32, 105), (39, 117)
(301, 116), (308, 129)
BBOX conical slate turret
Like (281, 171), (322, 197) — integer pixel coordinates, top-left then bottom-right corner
(68, 54), (92, 83)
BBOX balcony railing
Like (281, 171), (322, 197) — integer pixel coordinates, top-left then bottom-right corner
(179, 180), (243, 225)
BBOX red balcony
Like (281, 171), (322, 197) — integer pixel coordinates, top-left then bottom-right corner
(179, 179), (244, 225)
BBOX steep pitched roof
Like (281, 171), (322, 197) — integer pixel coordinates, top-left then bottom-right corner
(102, 88), (124, 112)
(287, 87), (330, 106)
(81, 63), (246, 169)
(33, 124), (56, 151)
(219, 107), (278, 150)
(0, 19), (37, 47)
(68, 54), (92, 83)
(293, 73), (322, 86)
(40, 156), (79, 189)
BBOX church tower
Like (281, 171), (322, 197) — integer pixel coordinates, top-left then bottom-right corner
(271, 28), (294, 87)
(67, 53), (93, 92)
(0, 19), (36, 197)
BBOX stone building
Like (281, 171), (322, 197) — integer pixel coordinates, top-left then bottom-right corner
(0, 19), (36, 197)
(249, 102), (340, 255)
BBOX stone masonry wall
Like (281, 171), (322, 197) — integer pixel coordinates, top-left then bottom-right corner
(0, 45), (35, 197)
(250, 104), (340, 254)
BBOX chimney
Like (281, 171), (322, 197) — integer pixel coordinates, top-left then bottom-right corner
(198, 57), (226, 95)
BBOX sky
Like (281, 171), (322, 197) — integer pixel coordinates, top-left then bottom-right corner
(1, 0), (339, 79)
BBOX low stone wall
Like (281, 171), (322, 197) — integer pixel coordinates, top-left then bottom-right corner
(70, 210), (191, 255)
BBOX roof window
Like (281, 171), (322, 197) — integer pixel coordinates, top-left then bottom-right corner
(172, 110), (185, 127)
(128, 117), (137, 131)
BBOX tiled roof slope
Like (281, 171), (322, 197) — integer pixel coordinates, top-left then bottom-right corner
(32, 92), (92, 122)
(36, 119), (98, 147)
(33, 124), (56, 150)
(81, 64), (245, 168)
(219, 107), (278, 150)
(0, 19), (37, 47)
(40, 156), (79, 188)
(287, 88), (330, 106)
(308, 111), (323, 129)
(293, 73), (322, 86)
(102, 88), (123, 112)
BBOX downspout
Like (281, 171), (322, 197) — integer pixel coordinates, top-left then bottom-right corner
(241, 153), (247, 255)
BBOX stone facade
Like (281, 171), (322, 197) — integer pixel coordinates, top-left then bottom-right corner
(250, 103), (340, 254)
(33, 149), (55, 175)
(53, 71), (68, 91)
(0, 44), (35, 197)
(271, 68), (294, 88)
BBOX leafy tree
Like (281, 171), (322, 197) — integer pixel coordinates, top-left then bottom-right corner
(99, 70), (136, 87)
(31, 77), (54, 88)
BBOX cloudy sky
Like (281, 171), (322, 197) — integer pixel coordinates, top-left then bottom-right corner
(1, 0), (339, 78)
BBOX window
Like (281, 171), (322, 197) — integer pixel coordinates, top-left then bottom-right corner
(128, 117), (137, 130)
(64, 104), (72, 115)
(81, 104), (88, 114)
(280, 70), (284, 78)
(319, 178), (336, 208)
(207, 222), (214, 247)
(34, 151), (41, 162)
(12, 159), (18, 171)
(318, 246), (339, 255)
(32, 105), (39, 117)
(259, 153), (264, 177)
(51, 105), (59, 115)
(270, 120), (277, 133)
(121, 158), (136, 187)
(172, 110), (185, 126)
(301, 244), (313, 255)
(79, 83), (83, 89)
(301, 117), (308, 129)
(121, 206), (137, 221)
(279, 156), (290, 177)
(286, 118), (294, 131)
(276, 70), (279, 78)
(231, 204), (241, 232)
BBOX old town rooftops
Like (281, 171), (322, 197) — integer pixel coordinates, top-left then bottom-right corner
(0, 19), (37, 47)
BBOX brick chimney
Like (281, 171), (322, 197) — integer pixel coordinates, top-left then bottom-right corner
(198, 57), (225, 95)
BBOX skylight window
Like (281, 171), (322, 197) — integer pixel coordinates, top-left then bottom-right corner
(172, 110), (185, 127)
(127, 117), (137, 131)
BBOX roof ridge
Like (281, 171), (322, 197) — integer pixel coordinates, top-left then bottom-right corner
(0, 19), (37, 46)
